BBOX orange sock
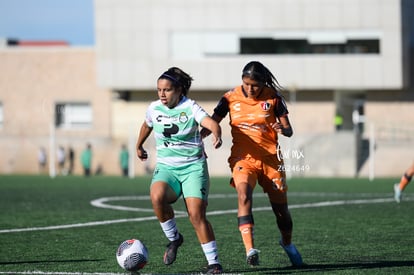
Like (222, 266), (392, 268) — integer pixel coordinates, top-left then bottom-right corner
(239, 224), (254, 254)
(399, 173), (412, 191)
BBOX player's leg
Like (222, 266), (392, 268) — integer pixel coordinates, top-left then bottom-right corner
(236, 181), (260, 266)
(269, 201), (303, 267)
(230, 157), (259, 266)
(150, 166), (183, 265)
(185, 197), (222, 272)
(182, 161), (223, 273)
(263, 156), (302, 267)
(270, 203), (292, 244)
(150, 180), (178, 221)
(185, 197), (215, 241)
(399, 162), (414, 191)
(235, 181), (255, 250)
(394, 162), (414, 202)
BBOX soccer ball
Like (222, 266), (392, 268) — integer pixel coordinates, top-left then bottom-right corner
(116, 239), (148, 271)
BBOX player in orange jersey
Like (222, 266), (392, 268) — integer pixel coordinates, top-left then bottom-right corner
(394, 161), (414, 203)
(201, 61), (303, 267)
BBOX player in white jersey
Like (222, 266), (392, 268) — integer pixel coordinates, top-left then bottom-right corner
(136, 67), (223, 274)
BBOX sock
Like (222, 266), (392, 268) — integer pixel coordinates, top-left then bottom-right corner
(201, 241), (219, 265)
(160, 218), (179, 242)
(399, 173), (412, 191)
(239, 224), (254, 254)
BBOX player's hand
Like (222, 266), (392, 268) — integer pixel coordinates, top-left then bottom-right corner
(136, 147), (148, 161)
(271, 122), (283, 134)
(212, 137), (222, 149)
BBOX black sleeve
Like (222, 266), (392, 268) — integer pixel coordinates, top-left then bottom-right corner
(274, 95), (289, 117)
(213, 96), (230, 118)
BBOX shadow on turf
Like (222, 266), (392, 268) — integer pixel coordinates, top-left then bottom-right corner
(0, 259), (104, 265)
(233, 261), (414, 274)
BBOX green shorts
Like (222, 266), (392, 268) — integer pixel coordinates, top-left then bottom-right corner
(151, 160), (210, 201)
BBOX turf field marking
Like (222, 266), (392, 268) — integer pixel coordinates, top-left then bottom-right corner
(90, 195), (187, 213)
(90, 192), (399, 213)
(89, 194), (241, 213)
(0, 215), (167, 233)
(0, 272), (126, 275)
(1, 194), (410, 234)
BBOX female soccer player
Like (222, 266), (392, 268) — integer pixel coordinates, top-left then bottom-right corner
(202, 61), (303, 267)
(136, 67), (223, 274)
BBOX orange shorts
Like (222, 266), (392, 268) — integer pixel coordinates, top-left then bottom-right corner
(229, 155), (288, 204)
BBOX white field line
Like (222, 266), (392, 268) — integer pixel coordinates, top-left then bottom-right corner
(0, 272), (126, 275)
(0, 193), (408, 234)
(0, 272), (241, 275)
(90, 196), (163, 213)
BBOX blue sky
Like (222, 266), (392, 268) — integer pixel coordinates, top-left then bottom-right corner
(0, 0), (94, 45)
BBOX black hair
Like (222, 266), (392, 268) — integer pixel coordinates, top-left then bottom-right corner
(158, 67), (193, 96)
(242, 61), (283, 93)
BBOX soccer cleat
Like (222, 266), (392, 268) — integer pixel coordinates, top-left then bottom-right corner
(279, 240), (303, 267)
(394, 183), (402, 203)
(246, 248), (260, 266)
(163, 233), (183, 265)
(205, 263), (223, 274)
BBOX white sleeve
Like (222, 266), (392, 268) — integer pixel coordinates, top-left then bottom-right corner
(191, 100), (209, 124)
(145, 102), (155, 127)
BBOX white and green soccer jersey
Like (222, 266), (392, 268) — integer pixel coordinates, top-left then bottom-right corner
(145, 96), (209, 167)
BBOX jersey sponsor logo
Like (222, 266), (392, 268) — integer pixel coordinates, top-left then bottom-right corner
(233, 102), (241, 111)
(156, 114), (170, 122)
(162, 123), (179, 138)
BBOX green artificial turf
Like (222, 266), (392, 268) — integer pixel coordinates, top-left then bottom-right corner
(0, 175), (413, 274)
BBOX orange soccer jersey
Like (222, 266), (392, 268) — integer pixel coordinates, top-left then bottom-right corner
(214, 85), (289, 158)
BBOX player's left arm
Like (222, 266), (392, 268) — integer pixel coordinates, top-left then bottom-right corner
(274, 115), (293, 137)
(200, 116), (222, 149)
(271, 95), (293, 137)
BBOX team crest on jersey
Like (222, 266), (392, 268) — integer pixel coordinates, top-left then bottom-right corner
(179, 112), (188, 123)
(261, 101), (271, 111)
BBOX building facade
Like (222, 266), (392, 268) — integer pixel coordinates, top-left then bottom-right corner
(0, 48), (118, 175)
(94, 0), (414, 177)
(0, 0), (413, 177)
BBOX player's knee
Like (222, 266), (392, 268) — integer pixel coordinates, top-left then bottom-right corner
(188, 211), (205, 226)
(404, 172), (413, 182)
(237, 192), (252, 206)
(150, 188), (165, 206)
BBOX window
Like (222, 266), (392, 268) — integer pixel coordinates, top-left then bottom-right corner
(55, 103), (92, 129)
(240, 38), (380, 54)
(171, 30), (381, 57)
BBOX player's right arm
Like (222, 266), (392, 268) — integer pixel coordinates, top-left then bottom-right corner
(136, 122), (153, 161)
